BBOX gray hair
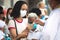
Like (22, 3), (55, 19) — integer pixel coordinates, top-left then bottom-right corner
(28, 13), (38, 19)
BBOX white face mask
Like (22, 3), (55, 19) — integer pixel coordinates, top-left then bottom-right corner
(20, 10), (27, 17)
(8, 15), (13, 20)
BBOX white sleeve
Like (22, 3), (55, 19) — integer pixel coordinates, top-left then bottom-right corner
(8, 20), (15, 30)
(42, 13), (60, 40)
(4, 24), (10, 34)
(0, 31), (5, 40)
(0, 35), (4, 40)
(0, 20), (5, 28)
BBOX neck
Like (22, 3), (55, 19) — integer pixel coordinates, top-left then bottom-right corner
(15, 17), (23, 23)
(16, 17), (22, 20)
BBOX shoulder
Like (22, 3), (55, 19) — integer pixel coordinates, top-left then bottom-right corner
(9, 20), (14, 22)
(50, 9), (60, 18)
(8, 20), (16, 30)
(8, 19), (15, 27)
(8, 19), (15, 25)
(0, 20), (5, 24)
(0, 20), (5, 28)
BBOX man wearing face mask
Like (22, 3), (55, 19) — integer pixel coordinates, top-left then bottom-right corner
(40, 0), (60, 40)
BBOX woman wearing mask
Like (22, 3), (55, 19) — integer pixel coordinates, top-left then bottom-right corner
(5, 8), (13, 39)
(37, 1), (48, 16)
(8, 1), (31, 40)
(6, 8), (13, 25)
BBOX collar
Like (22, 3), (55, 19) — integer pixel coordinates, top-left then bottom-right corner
(15, 18), (23, 23)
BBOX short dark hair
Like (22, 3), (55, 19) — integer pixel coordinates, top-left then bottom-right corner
(0, 6), (3, 14)
(11, 1), (27, 18)
(29, 8), (41, 16)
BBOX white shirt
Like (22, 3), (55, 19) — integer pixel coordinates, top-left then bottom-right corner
(0, 20), (5, 28)
(27, 23), (43, 40)
(0, 31), (5, 40)
(42, 8), (60, 40)
(40, 8), (47, 16)
(0, 20), (5, 40)
(8, 18), (28, 34)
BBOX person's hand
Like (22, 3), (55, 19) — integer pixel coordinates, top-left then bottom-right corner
(21, 31), (28, 37)
(16, 32), (28, 39)
(35, 19), (41, 24)
(35, 19), (44, 26)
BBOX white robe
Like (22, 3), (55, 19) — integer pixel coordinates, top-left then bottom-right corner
(41, 8), (60, 40)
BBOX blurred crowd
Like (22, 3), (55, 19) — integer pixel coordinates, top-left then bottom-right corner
(0, 0), (60, 40)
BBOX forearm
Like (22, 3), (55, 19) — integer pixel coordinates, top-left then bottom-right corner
(16, 34), (22, 39)
(16, 30), (29, 39)
(16, 27), (30, 39)
(9, 29), (17, 38)
(39, 22), (45, 26)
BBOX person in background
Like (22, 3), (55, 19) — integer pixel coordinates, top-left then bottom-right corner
(8, 1), (31, 40)
(37, 1), (48, 21)
(37, 1), (48, 16)
(28, 13), (39, 32)
(6, 8), (13, 25)
(4, 8), (13, 39)
(2, 6), (7, 18)
(27, 8), (44, 40)
(0, 6), (11, 40)
(29, 8), (45, 26)
(27, 13), (43, 40)
(0, 20), (5, 40)
(40, 0), (60, 40)
(0, 6), (5, 40)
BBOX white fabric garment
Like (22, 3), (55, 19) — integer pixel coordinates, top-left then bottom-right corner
(8, 18), (28, 40)
(8, 15), (13, 20)
(0, 31), (5, 40)
(39, 8), (47, 16)
(35, 24), (43, 32)
(0, 20), (10, 35)
(4, 24), (10, 34)
(27, 24), (43, 40)
(0, 20), (5, 28)
(8, 18), (28, 34)
(41, 8), (60, 40)
(27, 31), (41, 40)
